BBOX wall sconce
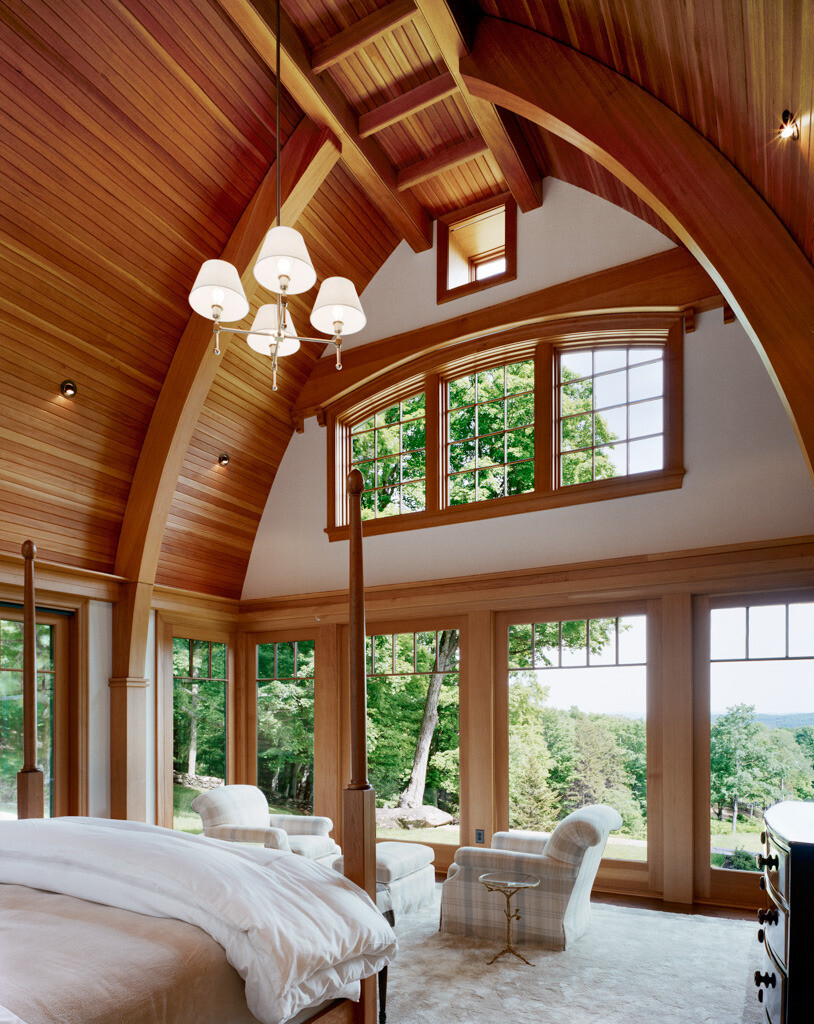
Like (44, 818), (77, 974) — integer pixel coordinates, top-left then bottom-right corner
(780, 110), (799, 141)
(60, 380), (77, 397)
(218, 453), (230, 466)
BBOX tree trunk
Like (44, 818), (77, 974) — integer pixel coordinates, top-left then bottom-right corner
(397, 630), (458, 809)
(731, 794), (739, 834)
(187, 683), (198, 776)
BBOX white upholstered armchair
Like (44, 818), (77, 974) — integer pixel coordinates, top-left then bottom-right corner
(191, 784), (341, 865)
(440, 804), (623, 949)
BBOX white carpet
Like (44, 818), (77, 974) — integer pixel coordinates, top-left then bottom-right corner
(385, 889), (762, 1023)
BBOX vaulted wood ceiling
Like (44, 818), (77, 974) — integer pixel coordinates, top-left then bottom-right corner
(1, 0), (811, 598)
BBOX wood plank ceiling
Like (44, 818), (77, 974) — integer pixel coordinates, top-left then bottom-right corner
(1, 0), (811, 597)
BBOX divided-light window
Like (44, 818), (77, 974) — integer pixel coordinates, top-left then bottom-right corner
(329, 318), (682, 539)
(351, 394), (426, 520)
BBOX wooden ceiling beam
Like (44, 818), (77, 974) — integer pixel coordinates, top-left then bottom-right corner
(461, 16), (814, 481)
(359, 71), (457, 138)
(415, 0), (542, 213)
(114, 117), (339, 585)
(397, 136), (489, 190)
(219, 0), (432, 253)
(311, 0), (418, 75)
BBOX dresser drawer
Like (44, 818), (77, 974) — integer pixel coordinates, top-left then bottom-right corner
(756, 946), (786, 1024)
(763, 835), (789, 903)
(758, 905), (788, 969)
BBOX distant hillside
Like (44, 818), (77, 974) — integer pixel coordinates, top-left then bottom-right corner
(711, 712), (814, 730)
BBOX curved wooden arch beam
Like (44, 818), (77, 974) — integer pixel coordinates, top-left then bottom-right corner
(109, 119), (339, 819)
(461, 17), (814, 479)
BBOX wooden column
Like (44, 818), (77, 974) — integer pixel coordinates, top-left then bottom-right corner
(17, 540), (44, 819)
(460, 610), (497, 845)
(343, 468), (376, 1024)
(315, 623), (345, 846)
(109, 581), (152, 820)
(660, 593), (695, 904)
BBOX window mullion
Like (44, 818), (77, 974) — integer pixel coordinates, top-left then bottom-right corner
(535, 343), (553, 494)
(426, 373), (441, 512)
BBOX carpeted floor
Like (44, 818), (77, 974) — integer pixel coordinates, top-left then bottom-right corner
(385, 889), (763, 1024)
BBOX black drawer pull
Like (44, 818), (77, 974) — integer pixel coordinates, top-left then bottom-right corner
(758, 990), (763, 1003)
(758, 853), (779, 871)
(757, 908), (779, 926)
(760, 831), (767, 845)
(757, 928), (764, 943)
(759, 876), (766, 890)
(754, 971), (777, 988)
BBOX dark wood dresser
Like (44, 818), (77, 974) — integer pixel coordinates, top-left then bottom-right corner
(755, 801), (814, 1022)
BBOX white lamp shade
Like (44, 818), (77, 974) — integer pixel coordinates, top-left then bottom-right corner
(253, 226), (317, 295)
(246, 304), (300, 358)
(188, 259), (249, 322)
(310, 277), (366, 336)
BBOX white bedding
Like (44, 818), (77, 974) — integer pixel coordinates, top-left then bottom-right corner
(0, 817), (397, 1024)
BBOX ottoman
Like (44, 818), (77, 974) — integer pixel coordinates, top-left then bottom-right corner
(334, 840), (436, 918)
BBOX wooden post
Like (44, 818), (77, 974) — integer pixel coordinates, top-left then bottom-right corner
(343, 469), (377, 1024)
(17, 540), (44, 819)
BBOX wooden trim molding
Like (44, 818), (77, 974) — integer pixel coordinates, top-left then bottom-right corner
(293, 247), (721, 421)
(461, 15), (814, 480)
(436, 192), (517, 304)
(327, 313), (684, 539)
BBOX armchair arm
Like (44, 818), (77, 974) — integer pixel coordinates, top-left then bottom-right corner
(451, 846), (576, 885)
(205, 824), (291, 850)
(491, 830), (550, 855)
(269, 814), (333, 837)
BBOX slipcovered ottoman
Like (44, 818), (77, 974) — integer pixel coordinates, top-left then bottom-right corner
(334, 841), (436, 918)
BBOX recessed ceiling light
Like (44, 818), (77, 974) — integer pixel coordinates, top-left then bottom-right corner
(60, 380), (77, 397)
(218, 453), (230, 466)
(780, 110), (799, 141)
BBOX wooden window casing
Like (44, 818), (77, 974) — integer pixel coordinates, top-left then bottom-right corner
(327, 314), (684, 540)
(437, 193), (517, 304)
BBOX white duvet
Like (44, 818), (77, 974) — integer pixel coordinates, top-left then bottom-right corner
(0, 817), (397, 1024)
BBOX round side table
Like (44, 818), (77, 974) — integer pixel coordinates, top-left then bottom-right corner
(478, 871), (540, 966)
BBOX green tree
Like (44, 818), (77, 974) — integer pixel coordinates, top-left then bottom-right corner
(710, 704), (768, 831)
(764, 727), (813, 803)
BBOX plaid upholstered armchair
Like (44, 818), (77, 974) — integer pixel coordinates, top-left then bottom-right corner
(191, 784), (341, 865)
(440, 804), (622, 949)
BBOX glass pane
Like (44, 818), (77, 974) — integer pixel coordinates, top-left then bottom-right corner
(402, 449), (425, 481)
(173, 659), (227, 832)
(477, 466), (505, 501)
(402, 418), (425, 451)
(789, 603), (814, 657)
(257, 674), (314, 815)
(172, 636), (190, 677)
(560, 378), (594, 415)
(711, 607), (747, 660)
(477, 367), (504, 402)
(449, 406), (476, 440)
(477, 400), (504, 436)
(560, 350), (592, 380)
(618, 616), (647, 664)
(534, 622), (559, 667)
(594, 370), (627, 409)
(377, 455), (399, 489)
(595, 443), (625, 478)
(191, 640), (209, 678)
(402, 393), (425, 420)
(368, 630), (460, 846)
(377, 425), (400, 457)
(508, 623), (534, 669)
(561, 414), (591, 452)
(297, 640), (315, 676)
(449, 438), (475, 472)
(401, 480), (426, 513)
(257, 642), (275, 678)
(561, 621), (587, 666)
(629, 436), (663, 473)
(629, 361), (663, 401)
(277, 642), (295, 678)
(748, 605), (787, 659)
(35, 625), (53, 671)
(600, 405), (627, 442)
(478, 433), (504, 466)
(506, 426), (534, 463)
(352, 416), (374, 433)
(505, 361), (534, 395)
(629, 347), (662, 365)
(507, 393), (534, 429)
(373, 635), (393, 673)
(211, 643), (226, 679)
(629, 399), (663, 439)
(448, 374), (475, 408)
(352, 431), (374, 461)
(589, 618), (617, 665)
(507, 460), (534, 495)
(594, 348), (627, 373)
(449, 471), (476, 505)
(358, 459), (376, 490)
(561, 450), (593, 486)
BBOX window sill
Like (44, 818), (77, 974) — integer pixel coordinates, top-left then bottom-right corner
(326, 467), (685, 541)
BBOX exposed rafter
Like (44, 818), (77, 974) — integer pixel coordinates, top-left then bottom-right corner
(219, 0), (432, 253)
(115, 118), (340, 585)
(311, 0), (418, 74)
(461, 16), (814, 480)
(415, 0), (542, 213)
(396, 136), (489, 190)
(359, 71), (458, 138)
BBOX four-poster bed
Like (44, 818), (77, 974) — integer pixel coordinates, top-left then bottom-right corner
(0, 472), (387, 1024)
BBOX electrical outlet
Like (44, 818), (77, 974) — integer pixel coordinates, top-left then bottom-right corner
(475, 828), (485, 844)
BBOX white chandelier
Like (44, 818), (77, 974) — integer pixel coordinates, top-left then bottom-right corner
(187, 0), (365, 391)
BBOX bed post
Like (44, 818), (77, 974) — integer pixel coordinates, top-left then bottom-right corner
(343, 469), (377, 1024)
(17, 540), (44, 819)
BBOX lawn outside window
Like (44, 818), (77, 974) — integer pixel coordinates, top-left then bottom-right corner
(327, 314), (684, 539)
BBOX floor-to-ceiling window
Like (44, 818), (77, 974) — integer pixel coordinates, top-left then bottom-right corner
(506, 608), (648, 862)
(172, 636), (227, 832)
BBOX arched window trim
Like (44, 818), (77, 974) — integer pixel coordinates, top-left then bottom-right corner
(326, 312), (684, 539)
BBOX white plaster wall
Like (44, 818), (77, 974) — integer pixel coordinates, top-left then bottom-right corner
(335, 177), (675, 356)
(87, 599), (112, 817)
(243, 181), (814, 599)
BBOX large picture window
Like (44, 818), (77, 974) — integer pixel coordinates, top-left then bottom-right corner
(507, 613), (648, 861)
(256, 639), (315, 814)
(328, 317), (683, 539)
(708, 597), (814, 872)
(366, 629), (460, 846)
